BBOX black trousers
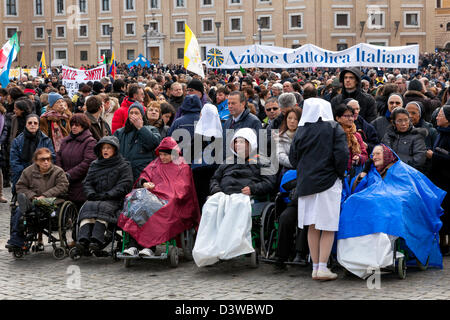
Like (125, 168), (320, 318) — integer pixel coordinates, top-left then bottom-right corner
(275, 204), (309, 261)
(192, 166), (217, 210)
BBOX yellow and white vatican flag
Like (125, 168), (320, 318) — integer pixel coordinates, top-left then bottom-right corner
(184, 24), (205, 78)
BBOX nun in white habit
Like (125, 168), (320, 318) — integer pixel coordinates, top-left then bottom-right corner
(289, 98), (349, 281)
(192, 103), (224, 209)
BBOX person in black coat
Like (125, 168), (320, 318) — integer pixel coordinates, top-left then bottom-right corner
(381, 108), (427, 172)
(427, 106), (450, 254)
(331, 68), (377, 123)
(289, 98), (348, 281)
(76, 136), (133, 253)
(210, 128), (275, 198)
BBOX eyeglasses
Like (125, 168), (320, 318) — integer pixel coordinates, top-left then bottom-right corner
(186, 88), (195, 93)
(37, 157), (52, 162)
(266, 107), (279, 112)
(389, 101), (403, 105)
(27, 121), (39, 125)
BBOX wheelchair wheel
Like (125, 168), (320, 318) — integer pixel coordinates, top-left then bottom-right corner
(169, 247), (179, 268)
(250, 251), (259, 268)
(58, 201), (77, 249)
(259, 203), (276, 259)
(397, 257), (406, 280)
(53, 247), (66, 260)
(12, 249), (24, 259)
(180, 229), (194, 261)
(69, 247), (82, 261)
(124, 258), (131, 268)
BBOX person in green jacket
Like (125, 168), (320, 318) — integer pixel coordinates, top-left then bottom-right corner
(113, 102), (161, 182)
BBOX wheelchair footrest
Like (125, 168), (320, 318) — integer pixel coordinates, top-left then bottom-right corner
(116, 253), (168, 260)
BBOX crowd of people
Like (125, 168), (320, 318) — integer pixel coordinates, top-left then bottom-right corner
(1, 50), (449, 281)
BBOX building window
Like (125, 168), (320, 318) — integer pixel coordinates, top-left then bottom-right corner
(292, 44), (301, 49)
(201, 0), (213, 7)
(177, 48), (184, 59)
(79, 25), (88, 37)
(334, 12), (350, 28)
(6, 27), (18, 39)
(437, 0), (441, 8)
(150, 21), (159, 32)
(37, 51), (43, 62)
(56, 26), (66, 38)
(127, 49), (135, 60)
(229, 0), (241, 5)
(101, 24), (112, 36)
(289, 13), (303, 30)
(125, 0), (135, 11)
(175, 20), (186, 33)
(100, 49), (110, 59)
(101, 0), (110, 12)
(368, 41), (388, 46)
(150, 0), (159, 9)
(447, 22), (450, 31)
(56, 50), (67, 59)
(202, 19), (213, 33)
(257, 16), (271, 31)
(56, 0), (65, 15)
(35, 0), (43, 15)
(175, 0), (186, 8)
(404, 12), (420, 28)
(79, 0), (87, 13)
(230, 17), (242, 32)
(35, 27), (44, 40)
(125, 22), (136, 36)
(337, 43), (348, 51)
(80, 50), (88, 61)
(368, 12), (385, 29)
(6, 0), (17, 16)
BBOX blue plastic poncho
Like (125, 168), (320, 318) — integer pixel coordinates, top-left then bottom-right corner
(337, 160), (446, 268)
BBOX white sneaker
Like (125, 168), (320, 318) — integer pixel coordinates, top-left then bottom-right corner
(122, 247), (139, 257)
(139, 248), (155, 257)
(312, 269), (318, 280)
(316, 268), (338, 281)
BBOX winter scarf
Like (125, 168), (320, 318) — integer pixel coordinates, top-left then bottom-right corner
(342, 123), (361, 156)
(376, 144), (398, 174)
(21, 128), (41, 163)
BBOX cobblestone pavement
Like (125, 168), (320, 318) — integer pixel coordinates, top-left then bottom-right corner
(1, 187), (449, 301)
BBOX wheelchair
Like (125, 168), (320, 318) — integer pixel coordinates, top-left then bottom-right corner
(68, 223), (124, 261)
(258, 191), (311, 267)
(115, 228), (196, 268)
(8, 195), (78, 260)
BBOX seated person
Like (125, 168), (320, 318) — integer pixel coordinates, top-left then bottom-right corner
(76, 136), (133, 253)
(6, 148), (69, 250)
(337, 144), (446, 279)
(193, 128), (276, 267)
(118, 137), (200, 257)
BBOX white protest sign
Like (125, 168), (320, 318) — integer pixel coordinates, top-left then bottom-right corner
(205, 43), (419, 69)
(61, 65), (107, 97)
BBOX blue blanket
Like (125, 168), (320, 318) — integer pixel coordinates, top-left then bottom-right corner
(337, 161), (446, 268)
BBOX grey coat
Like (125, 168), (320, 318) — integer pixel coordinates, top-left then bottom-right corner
(381, 126), (427, 171)
(371, 116), (392, 142)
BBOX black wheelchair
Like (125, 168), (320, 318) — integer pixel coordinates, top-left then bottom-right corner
(68, 209), (124, 261)
(8, 196), (78, 260)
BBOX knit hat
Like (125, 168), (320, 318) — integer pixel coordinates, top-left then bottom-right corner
(187, 79), (204, 95)
(408, 79), (423, 92)
(128, 101), (145, 117)
(377, 70), (384, 77)
(443, 105), (450, 122)
(48, 92), (64, 108)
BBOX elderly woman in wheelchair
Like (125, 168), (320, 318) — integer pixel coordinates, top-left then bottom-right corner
(193, 128), (276, 267)
(6, 147), (69, 253)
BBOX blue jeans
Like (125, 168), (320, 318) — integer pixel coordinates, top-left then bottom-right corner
(8, 207), (25, 247)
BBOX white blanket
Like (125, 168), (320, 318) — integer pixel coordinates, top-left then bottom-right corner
(337, 233), (398, 279)
(193, 192), (255, 267)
